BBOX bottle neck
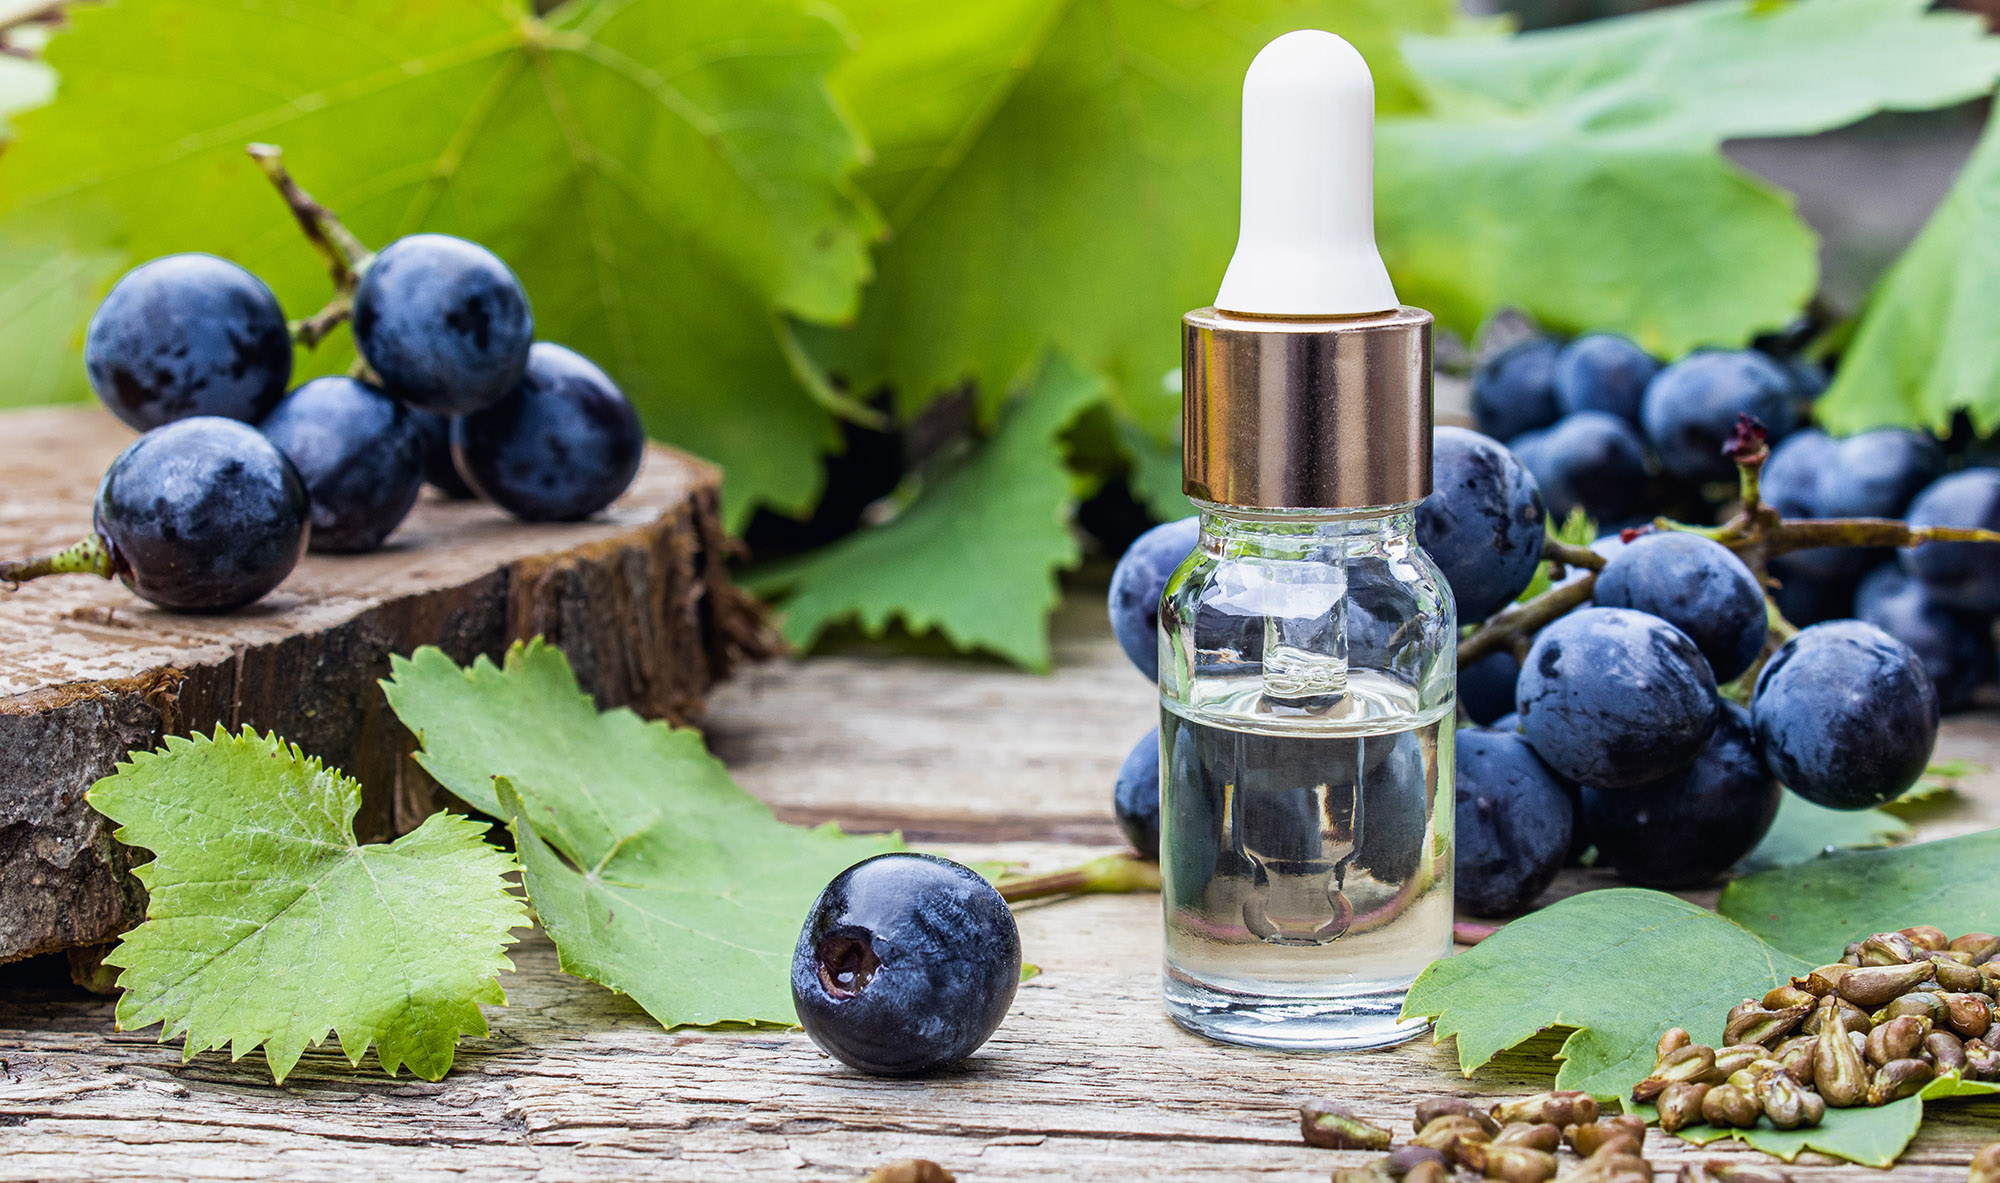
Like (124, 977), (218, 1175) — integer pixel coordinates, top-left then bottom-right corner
(1194, 500), (1418, 560)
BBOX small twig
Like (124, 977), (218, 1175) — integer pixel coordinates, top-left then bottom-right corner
(1763, 519), (2000, 556)
(1543, 537), (1607, 571)
(246, 144), (371, 285)
(246, 143), (374, 347)
(995, 852), (1159, 903)
(292, 294), (353, 349)
(1458, 484), (2000, 667)
(1458, 573), (1595, 666)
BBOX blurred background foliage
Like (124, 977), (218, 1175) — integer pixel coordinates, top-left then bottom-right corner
(1, 0), (1999, 667)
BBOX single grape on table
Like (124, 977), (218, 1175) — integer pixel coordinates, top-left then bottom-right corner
(2, 417), (309, 612)
(791, 853), (1020, 1076)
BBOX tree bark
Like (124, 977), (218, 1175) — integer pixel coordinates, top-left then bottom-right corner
(0, 406), (775, 963)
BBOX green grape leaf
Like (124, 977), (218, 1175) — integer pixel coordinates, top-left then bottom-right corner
(1718, 828), (2000, 960)
(747, 352), (1105, 670)
(0, 0), (877, 525)
(0, 236), (117, 409)
(1817, 112), (2000, 434)
(1404, 890), (1809, 1100)
(1406, 834), (2000, 1165)
(382, 641), (903, 1027)
(822, 0), (1454, 435)
(85, 728), (527, 1084)
(1733, 791), (1909, 875)
(1672, 1073), (1998, 1165)
(1379, 0), (2000, 355)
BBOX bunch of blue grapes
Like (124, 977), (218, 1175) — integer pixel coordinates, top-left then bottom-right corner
(1437, 323), (1997, 915)
(1103, 319), (1998, 921)
(5, 185), (644, 613)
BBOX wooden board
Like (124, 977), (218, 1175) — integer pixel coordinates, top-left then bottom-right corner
(0, 406), (773, 964)
(0, 588), (1993, 1181)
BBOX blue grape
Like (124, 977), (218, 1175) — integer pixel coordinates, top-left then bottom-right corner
(1417, 427), (1547, 621)
(1114, 728), (1161, 860)
(408, 408), (476, 499)
(1641, 351), (1797, 483)
(1579, 700), (1780, 889)
(260, 377), (426, 554)
(452, 343), (644, 522)
(1777, 357), (1829, 404)
(1759, 428), (1831, 517)
(1593, 532), (1767, 682)
(1816, 430), (1945, 520)
(1757, 428), (1876, 583)
(1471, 337), (1562, 442)
(1162, 720), (1221, 906)
(95, 418), (308, 611)
(1904, 469), (2000, 614)
(352, 234), (534, 415)
(1552, 333), (1658, 425)
(1517, 607), (1719, 788)
(1108, 517), (1198, 681)
(1454, 728), (1574, 916)
(1770, 567), (1860, 628)
(1510, 411), (1651, 524)
(1854, 565), (1995, 714)
(1351, 731), (1430, 887)
(791, 853), (1019, 1076)
(1459, 649), (1520, 726)
(84, 254), (292, 431)
(1752, 620), (1939, 809)
(1550, 532), (1629, 594)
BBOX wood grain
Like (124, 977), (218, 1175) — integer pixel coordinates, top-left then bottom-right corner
(0, 406), (772, 963)
(0, 587), (1994, 1180)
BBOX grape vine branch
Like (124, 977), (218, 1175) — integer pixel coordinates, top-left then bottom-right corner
(1456, 416), (2000, 668)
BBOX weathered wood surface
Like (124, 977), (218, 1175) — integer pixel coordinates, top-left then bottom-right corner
(0, 588), (1994, 1180)
(0, 406), (771, 963)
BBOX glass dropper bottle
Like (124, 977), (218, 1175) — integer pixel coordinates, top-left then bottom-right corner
(1157, 28), (1456, 1051)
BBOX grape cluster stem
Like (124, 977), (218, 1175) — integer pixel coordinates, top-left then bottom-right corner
(1458, 419), (2000, 670)
(245, 144), (374, 350)
(994, 852), (1160, 903)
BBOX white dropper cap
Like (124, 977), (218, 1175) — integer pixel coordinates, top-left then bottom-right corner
(1214, 30), (1398, 317)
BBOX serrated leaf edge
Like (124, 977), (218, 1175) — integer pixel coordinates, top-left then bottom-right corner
(85, 726), (529, 1083)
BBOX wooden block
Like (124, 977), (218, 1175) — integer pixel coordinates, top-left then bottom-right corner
(0, 406), (774, 963)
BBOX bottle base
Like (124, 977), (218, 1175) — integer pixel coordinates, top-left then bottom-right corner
(1162, 970), (1431, 1051)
